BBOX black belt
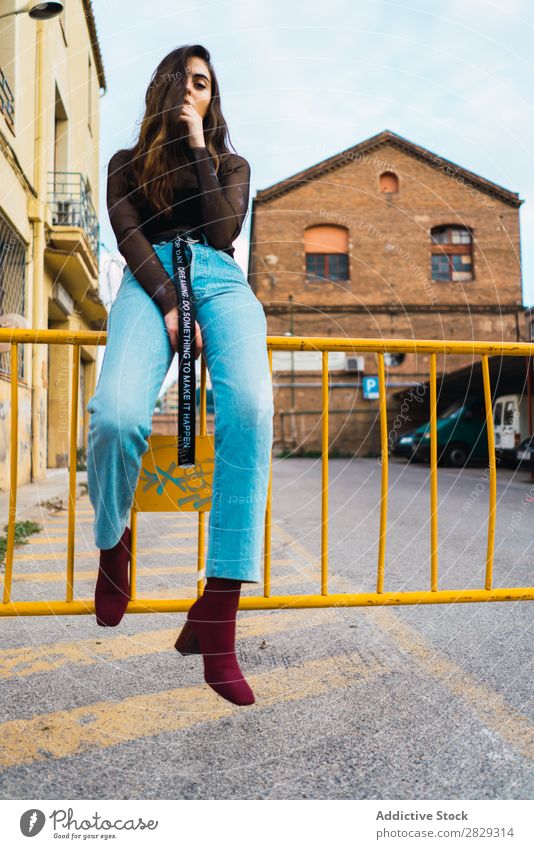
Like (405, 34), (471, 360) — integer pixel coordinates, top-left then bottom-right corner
(170, 234), (197, 468)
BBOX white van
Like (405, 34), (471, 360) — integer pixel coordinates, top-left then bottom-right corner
(492, 394), (534, 464)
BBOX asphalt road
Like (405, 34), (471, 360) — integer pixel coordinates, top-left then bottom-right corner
(0, 457), (532, 800)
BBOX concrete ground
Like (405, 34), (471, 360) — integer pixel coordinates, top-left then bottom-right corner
(0, 467), (88, 525)
(0, 458), (532, 800)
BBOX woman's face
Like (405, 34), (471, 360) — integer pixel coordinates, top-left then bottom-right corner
(184, 56), (212, 119)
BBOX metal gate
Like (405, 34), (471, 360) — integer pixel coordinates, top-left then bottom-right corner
(1, 328), (533, 616)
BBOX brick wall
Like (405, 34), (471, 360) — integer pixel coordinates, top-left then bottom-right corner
(250, 138), (525, 455)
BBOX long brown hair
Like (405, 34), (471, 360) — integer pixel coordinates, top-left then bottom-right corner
(126, 45), (236, 215)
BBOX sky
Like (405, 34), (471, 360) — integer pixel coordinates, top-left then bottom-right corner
(93, 0), (534, 388)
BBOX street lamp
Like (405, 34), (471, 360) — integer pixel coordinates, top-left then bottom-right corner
(0, 1), (63, 21)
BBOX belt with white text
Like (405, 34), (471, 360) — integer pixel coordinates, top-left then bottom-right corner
(170, 234), (197, 468)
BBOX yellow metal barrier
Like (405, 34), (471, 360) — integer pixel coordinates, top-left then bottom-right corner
(1, 328), (533, 617)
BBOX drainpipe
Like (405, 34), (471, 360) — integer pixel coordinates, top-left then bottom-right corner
(30, 20), (46, 481)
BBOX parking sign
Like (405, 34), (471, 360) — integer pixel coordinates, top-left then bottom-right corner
(363, 376), (380, 400)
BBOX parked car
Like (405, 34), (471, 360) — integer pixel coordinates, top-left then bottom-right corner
(396, 398), (489, 467)
(392, 427), (422, 460)
(515, 435), (534, 471)
(492, 393), (534, 467)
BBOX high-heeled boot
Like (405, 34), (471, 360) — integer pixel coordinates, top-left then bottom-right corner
(94, 526), (132, 627)
(174, 576), (255, 706)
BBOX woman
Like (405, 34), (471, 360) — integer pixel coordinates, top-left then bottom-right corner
(87, 44), (274, 707)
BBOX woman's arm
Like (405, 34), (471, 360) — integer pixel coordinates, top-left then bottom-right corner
(188, 147), (251, 249)
(106, 149), (178, 316)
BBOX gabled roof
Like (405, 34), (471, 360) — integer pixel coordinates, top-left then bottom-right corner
(254, 129), (522, 207)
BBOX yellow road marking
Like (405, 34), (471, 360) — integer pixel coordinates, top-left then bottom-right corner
(43, 519), (94, 526)
(371, 606), (534, 762)
(26, 531), (200, 542)
(0, 649), (390, 767)
(271, 521), (534, 762)
(25, 536), (88, 545)
(13, 546), (200, 562)
(161, 531), (203, 539)
(42, 511), (94, 519)
(0, 607), (338, 680)
(8, 559), (296, 584)
(149, 565), (319, 597)
(7, 517), (530, 765)
(9, 565), (201, 582)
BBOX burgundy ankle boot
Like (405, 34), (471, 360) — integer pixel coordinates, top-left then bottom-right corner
(95, 526), (132, 627)
(174, 577), (255, 706)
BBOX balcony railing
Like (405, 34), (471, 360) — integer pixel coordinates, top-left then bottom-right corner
(47, 171), (100, 260)
(0, 66), (14, 130)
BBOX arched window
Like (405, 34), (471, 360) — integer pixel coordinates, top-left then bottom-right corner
(384, 352), (405, 367)
(379, 171), (399, 193)
(431, 224), (473, 282)
(304, 225), (349, 282)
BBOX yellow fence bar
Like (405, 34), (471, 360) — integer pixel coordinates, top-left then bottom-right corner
(266, 338), (534, 357)
(66, 343), (79, 602)
(3, 328), (534, 355)
(376, 352), (388, 594)
(263, 348), (273, 598)
(0, 587), (531, 618)
(481, 354), (497, 590)
(321, 350), (329, 595)
(1, 327), (534, 617)
(197, 354), (208, 597)
(2, 343), (19, 604)
(130, 503), (138, 600)
(429, 352), (438, 591)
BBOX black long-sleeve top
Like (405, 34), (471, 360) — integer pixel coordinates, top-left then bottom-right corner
(106, 146), (251, 315)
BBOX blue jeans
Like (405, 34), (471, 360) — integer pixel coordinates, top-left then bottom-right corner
(86, 235), (274, 583)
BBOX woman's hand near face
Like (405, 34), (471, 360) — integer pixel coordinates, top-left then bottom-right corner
(164, 307), (203, 360)
(178, 98), (206, 149)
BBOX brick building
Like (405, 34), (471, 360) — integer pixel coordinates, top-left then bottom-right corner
(247, 130), (526, 456)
